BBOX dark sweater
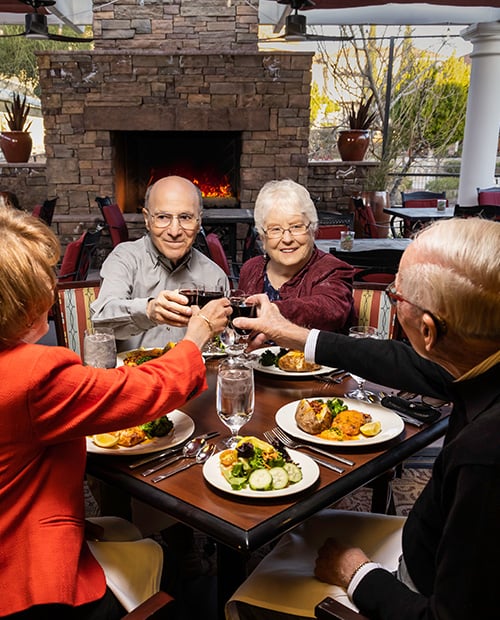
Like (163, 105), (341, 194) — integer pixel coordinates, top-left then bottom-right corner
(315, 333), (500, 620)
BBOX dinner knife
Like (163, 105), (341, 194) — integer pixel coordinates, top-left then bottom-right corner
(128, 431), (219, 469)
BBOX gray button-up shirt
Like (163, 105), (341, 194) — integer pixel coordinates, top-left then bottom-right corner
(91, 234), (229, 351)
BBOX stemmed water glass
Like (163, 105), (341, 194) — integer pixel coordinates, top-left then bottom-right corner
(216, 356), (255, 448)
(346, 325), (378, 400)
(220, 289), (256, 358)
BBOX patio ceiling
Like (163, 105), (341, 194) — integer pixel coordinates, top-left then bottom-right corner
(0, 0), (92, 30)
(259, 0), (500, 26)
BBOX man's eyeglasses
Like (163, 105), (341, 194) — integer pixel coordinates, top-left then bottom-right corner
(264, 223), (311, 239)
(147, 212), (200, 231)
(385, 282), (447, 336)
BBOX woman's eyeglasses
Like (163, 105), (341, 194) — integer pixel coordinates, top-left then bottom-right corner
(385, 282), (447, 337)
(147, 212), (200, 231)
(264, 223), (311, 239)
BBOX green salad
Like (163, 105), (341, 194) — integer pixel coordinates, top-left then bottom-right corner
(219, 436), (303, 491)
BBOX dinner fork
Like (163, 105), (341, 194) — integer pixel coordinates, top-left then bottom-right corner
(263, 431), (345, 475)
(268, 427), (355, 467)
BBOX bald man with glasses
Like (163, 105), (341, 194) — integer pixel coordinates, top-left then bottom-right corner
(92, 176), (229, 351)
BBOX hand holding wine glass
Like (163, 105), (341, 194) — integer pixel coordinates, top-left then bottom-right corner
(221, 289), (257, 357)
(216, 357), (255, 448)
(346, 325), (378, 401)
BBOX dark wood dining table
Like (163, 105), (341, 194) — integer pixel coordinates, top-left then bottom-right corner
(86, 358), (449, 618)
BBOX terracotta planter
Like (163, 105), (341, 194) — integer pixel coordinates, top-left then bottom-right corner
(337, 129), (370, 162)
(362, 190), (390, 238)
(0, 131), (32, 163)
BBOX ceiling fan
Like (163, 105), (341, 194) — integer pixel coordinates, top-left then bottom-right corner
(0, 0), (93, 43)
(262, 0), (352, 43)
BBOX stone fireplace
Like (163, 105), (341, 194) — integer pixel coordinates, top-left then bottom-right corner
(36, 0), (314, 222)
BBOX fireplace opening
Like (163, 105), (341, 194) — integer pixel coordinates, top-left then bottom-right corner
(112, 131), (241, 213)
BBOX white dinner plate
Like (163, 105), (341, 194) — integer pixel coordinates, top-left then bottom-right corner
(276, 397), (405, 447)
(116, 348), (167, 367)
(250, 346), (337, 377)
(202, 448), (320, 498)
(86, 410), (195, 455)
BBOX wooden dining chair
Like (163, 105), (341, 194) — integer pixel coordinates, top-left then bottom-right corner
(53, 280), (101, 356)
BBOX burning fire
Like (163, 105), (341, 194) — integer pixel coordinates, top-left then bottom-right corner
(149, 167), (234, 199)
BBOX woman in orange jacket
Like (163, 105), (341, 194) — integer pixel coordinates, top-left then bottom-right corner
(0, 208), (231, 619)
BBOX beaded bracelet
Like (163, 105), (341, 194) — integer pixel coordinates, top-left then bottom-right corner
(349, 560), (373, 585)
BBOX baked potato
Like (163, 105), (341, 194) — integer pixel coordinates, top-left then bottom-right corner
(295, 398), (333, 434)
(277, 350), (321, 373)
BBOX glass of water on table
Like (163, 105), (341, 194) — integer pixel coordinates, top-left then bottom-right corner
(83, 326), (117, 368)
(216, 356), (255, 449)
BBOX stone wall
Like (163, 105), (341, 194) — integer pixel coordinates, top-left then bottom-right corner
(0, 163), (48, 210)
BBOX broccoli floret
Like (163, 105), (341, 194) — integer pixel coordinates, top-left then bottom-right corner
(141, 415), (173, 438)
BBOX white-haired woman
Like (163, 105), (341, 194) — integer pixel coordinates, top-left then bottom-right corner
(239, 179), (355, 332)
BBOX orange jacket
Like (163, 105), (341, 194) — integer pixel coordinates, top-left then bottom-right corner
(0, 340), (206, 615)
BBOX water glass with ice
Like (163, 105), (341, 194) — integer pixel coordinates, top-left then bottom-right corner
(83, 326), (117, 368)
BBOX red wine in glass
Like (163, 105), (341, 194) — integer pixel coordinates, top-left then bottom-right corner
(179, 289), (198, 306)
(198, 289), (224, 307)
(231, 301), (256, 335)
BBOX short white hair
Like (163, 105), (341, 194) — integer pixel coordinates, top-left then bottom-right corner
(398, 218), (500, 339)
(254, 179), (318, 233)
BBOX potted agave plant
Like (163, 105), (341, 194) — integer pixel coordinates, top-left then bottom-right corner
(0, 93), (33, 163)
(337, 94), (376, 162)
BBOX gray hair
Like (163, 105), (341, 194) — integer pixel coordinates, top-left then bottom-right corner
(254, 179), (318, 234)
(398, 218), (500, 339)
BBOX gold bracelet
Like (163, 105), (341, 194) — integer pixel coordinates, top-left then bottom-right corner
(198, 313), (214, 335)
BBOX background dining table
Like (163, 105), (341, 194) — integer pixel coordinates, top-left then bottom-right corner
(86, 356), (449, 618)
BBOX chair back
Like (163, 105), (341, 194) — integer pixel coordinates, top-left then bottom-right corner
(454, 203), (500, 220)
(53, 280), (101, 355)
(315, 224), (349, 240)
(330, 247), (402, 277)
(102, 203), (129, 246)
(352, 282), (399, 340)
(32, 197), (57, 226)
(351, 197), (379, 239)
(58, 228), (102, 282)
(401, 191), (446, 206)
(205, 231), (231, 276)
(477, 187), (500, 207)
(95, 195), (114, 214)
(317, 211), (355, 228)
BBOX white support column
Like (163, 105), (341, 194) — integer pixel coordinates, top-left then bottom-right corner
(458, 22), (500, 207)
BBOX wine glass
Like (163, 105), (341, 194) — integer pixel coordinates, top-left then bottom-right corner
(216, 357), (254, 448)
(221, 289), (256, 357)
(177, 282), (201, 306)
(197, 285), (226, 354)
(346, 325), (378, 400)
(83, 326), (117, 368)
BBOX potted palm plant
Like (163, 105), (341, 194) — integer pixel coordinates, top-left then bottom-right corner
(337, 94), (376, 162)
(0, 94), (33, 163)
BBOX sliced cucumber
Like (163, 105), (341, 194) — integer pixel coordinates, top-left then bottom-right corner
(269, 467), (289, 490)
(284, 462), (303, 484)
(248, 469), (273, 491)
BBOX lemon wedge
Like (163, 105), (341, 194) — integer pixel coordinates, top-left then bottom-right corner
(93, 433), (119, 448)
(360, 421), (382, 437)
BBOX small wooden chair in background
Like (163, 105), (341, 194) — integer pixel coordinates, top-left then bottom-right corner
(52, 279), (101, 356)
